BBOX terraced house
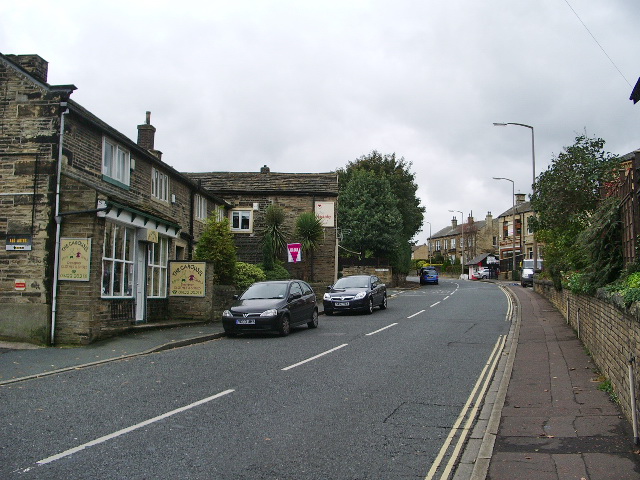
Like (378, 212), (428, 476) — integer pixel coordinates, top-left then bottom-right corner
(0, 53), (230, 345)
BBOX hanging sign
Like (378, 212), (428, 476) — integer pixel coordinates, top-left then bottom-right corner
(315, 202), (335, 227)
(287, 243), (302, 263)
(58, 238), (91, 281)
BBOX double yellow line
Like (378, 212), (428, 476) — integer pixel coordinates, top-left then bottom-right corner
(424, 334), (507, 480)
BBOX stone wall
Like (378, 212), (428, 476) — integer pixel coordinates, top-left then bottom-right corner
(535, 279), (640, 428)
(342, 266), (393, 285)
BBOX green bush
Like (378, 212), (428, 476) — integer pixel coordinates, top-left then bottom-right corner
(258, 260), (291, 281)
(562, 272), (591, 295)
(234, 262), (266, 291)
(193, 218), (237, 284)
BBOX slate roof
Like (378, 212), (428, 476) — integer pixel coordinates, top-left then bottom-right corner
(431, 219), (487, 239)
(186, 171), (339, 196)
(497, 201), (532, 218)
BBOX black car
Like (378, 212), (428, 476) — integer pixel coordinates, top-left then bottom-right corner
(323, 275), (387, 315)
(222, 280), (318, 336)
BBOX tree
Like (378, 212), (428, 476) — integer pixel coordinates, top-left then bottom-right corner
(338, 169), (403, 259)
(295, 212), (324, 280)
(337, 150), (425, 241)
(530, 134), (620, 288)
(193, 217), (237, 284)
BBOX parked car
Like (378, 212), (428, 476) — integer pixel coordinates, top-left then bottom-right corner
(521, 259), (543, 287)
(222, 280), (318, 336)
(323, 275), (387, 315)
(419, 267), (439, 285)
(475, 267), (492, 279)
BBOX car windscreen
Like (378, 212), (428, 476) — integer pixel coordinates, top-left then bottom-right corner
(241, 283), (287, 299)
(333, 277), (369, 289)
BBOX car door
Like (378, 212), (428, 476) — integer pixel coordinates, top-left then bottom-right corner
(288, 281), (305, 324)
(370, 276), (381, 305)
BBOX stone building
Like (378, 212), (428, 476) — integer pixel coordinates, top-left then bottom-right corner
(187, 167), (339, 284)
(496, 193), (537, 276)
(428, 212), (498, 268)
(0, 53), (228, 345)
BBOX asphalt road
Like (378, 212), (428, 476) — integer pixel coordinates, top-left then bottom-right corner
(1, 278), (510, 479)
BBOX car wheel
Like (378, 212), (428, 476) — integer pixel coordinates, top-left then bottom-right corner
(379, 294), (387, 310)
(279, 314), (291, 336)
(365, 297), (374, 315)
(307, 309), (319, 328)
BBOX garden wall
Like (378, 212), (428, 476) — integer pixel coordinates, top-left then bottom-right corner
(535, 279), (640, 427)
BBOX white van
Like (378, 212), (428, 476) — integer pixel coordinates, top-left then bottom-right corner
(521, 259), (543, 287)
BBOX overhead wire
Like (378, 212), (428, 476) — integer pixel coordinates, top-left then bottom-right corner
(563, 0), (633, 88)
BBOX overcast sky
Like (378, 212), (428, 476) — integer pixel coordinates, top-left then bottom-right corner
(3, 0), (639, 243)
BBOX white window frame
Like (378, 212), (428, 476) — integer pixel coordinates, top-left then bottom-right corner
(102, 137), (130, 187)
(214, 205), (225, 222)
(151, 167), (169, 202)
(230, 209), (253, 233)
(195, 194), (207, 221)
(102, 222), (135, 298)
(147, 237), (168, 298)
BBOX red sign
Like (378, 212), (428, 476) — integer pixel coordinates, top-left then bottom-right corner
(15, 279), (26, 291)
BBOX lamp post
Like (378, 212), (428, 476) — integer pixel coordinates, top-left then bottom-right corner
(425, 221), (432, 264)
(448, 210), (464, 278)
(493, 177), (516, 281)
(493, 122), (538, 270)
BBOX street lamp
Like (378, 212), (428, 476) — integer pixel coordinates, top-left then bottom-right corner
(493, 122), (538, 270)
(425, 221), (432, 264)
(493, 177), (516, 281)
(448, 209), (464, 278)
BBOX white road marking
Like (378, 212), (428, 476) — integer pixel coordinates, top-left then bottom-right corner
(443, 296), (450, 301)
(366, 323), (399, 335)
(407, 310), (425, 319)
(281, 344), (348, 371)
(430, 302), (440, 307)
(36, 389), (235, 466)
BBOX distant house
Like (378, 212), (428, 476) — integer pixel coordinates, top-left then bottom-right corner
(187, 167), (338, 284)
(0, 53), (228, 345)
(496, 193), (536, 277)
(429, 212), (498, 269)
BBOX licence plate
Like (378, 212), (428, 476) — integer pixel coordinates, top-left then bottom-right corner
(335, 302), (349, 307)
(236, 318), (256, 325)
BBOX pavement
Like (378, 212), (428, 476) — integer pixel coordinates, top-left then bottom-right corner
(2, 281), (640, 478)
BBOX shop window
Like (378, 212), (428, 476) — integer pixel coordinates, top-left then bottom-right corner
(102, 222), (135, 297)
(147, 237), (168, 298)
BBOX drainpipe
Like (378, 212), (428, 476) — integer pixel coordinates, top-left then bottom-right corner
(50, 102), (69, 345)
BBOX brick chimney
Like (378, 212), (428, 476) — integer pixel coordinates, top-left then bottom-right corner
(7, 54), (49, 83)
(260, 165), (270, 174)
(451, 216), (458, 228)
(515, 193), (526, 205)
(137, 112), (162, 159)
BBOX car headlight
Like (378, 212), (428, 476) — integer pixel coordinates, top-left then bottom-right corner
(260, 309), (278, 317)
(222, 310), (233, 318)
(354, 292), (366, 300)
(323, 293), (332, 300)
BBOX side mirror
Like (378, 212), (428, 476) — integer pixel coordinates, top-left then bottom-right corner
(326, 285), (333, 291)
(232, 294), (239, 300)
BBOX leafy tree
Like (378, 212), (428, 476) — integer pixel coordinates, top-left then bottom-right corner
(295, 211), (324, 280)
(193, 218), (237, 284)
(530, 134), (620, 288)
(338, 169), (403, 259)
(338, 150), (424, 240)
